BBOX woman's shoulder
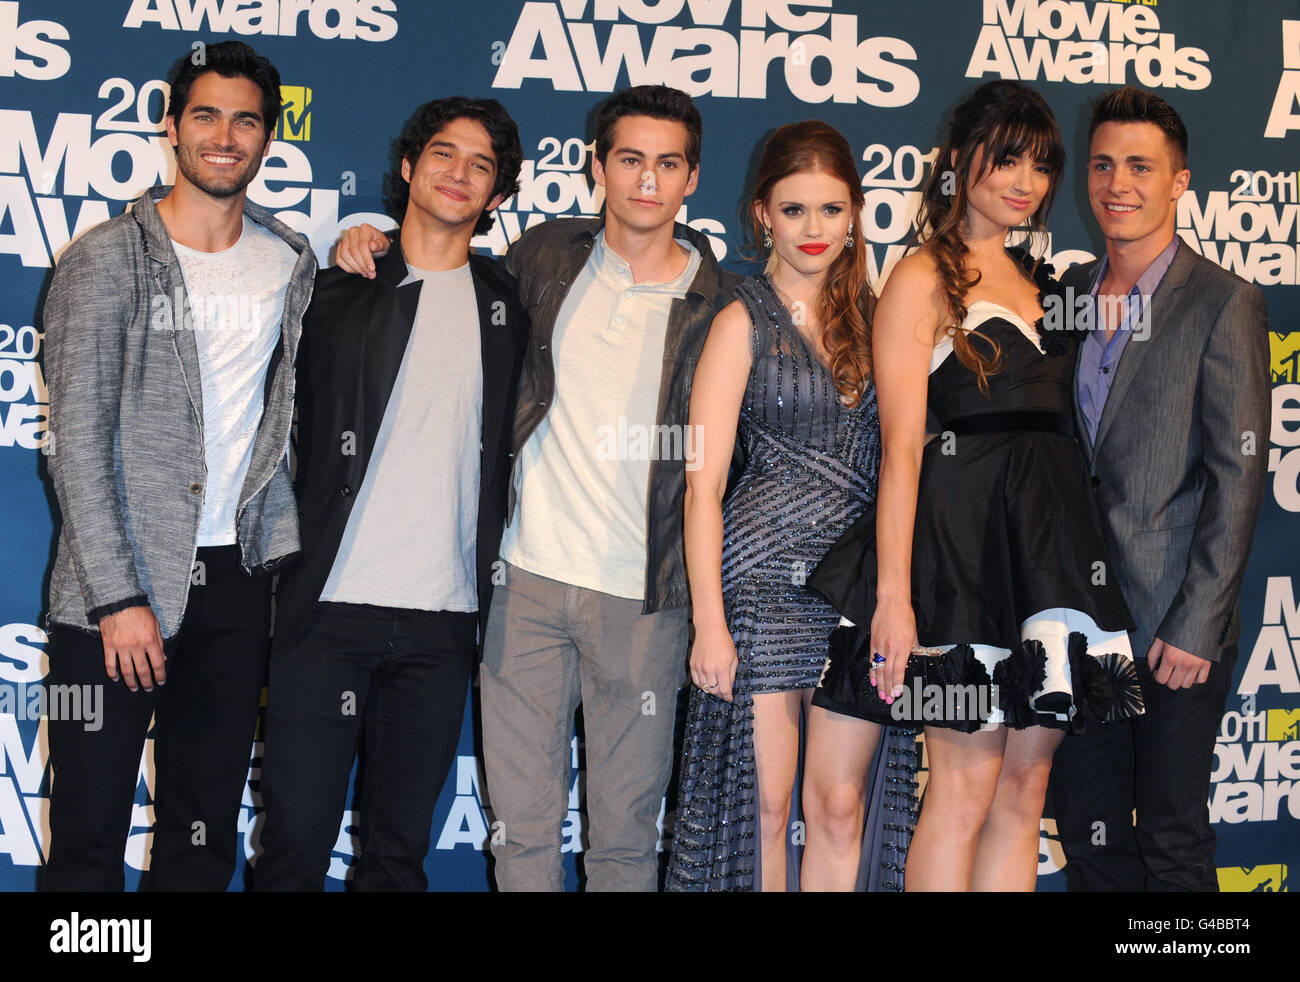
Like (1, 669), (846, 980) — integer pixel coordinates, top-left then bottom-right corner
(883, 247), (943, 296)
(708, 296), (756, 344)
(878, 247), (947, 325)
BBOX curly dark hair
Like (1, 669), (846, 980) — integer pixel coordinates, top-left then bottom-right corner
(383, 97), (523, 236)
(593, 85), (702, 171)
(166, 40), (282, 148)
(912, 79), (1065, 394)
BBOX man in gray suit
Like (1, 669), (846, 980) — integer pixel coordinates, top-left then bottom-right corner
(1050, 87), (1271, 891)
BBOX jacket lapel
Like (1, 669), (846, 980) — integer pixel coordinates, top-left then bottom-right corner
(362, 235), (422, 458)
(1091, 244), (1193, 457)
(166, 270), (206, 427)
(471, 257), (512, 470)
(1066, 261), (1099, 463)
(133, 190), (206, 427)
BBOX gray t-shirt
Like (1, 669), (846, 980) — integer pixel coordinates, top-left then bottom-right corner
(320, 261), (482, 611)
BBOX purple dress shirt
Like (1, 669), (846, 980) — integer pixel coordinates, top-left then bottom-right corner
(1076, 237), (1182, 445)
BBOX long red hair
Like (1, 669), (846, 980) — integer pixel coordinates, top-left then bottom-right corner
(748, 121), (874, 406)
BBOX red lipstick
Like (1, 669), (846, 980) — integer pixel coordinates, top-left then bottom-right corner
(798, 243), (829, 255)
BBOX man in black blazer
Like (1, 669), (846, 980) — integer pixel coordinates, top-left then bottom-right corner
(1050, 87), (1270, 891)
(253, 98), (527, 890)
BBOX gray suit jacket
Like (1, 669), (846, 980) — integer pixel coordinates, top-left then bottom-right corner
(43, 186), (317, 638)
(1063, 241), (1270, 662)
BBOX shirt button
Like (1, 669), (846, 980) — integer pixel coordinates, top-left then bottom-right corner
(1090, 476), (1101, 488)
(1102, 366), (1110, 374)
(189, 482), (203, 495)
(614, 315), (625, 325)
(339, 484), (352, 496)
(624, 290), (633, 299)
(539, 344), (548, 351)
(538, 401), (547, 407)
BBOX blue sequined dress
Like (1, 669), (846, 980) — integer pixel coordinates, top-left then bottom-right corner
(665, 274), (919, 892)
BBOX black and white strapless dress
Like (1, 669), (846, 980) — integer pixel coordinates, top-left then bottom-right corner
(810, 267), (1144, 734)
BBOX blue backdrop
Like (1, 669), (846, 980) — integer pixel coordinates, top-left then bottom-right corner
(0, 0), (1296, 891)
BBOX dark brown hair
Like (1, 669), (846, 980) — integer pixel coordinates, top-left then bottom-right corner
(749, 121), (875, 406)
(593, 85), (702, 171)
(913, 80), (1065, 393)
(1089, 85), (1188, 171)
(385, 97), (523, 236)
(166, 41), (282, 149)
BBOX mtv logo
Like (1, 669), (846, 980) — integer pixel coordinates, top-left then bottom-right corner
(1272, 330), (1300, 384)
(279, 85), (311, 142)
(1217, 864), (1288, 892)
(1268, 707), (1300, 741)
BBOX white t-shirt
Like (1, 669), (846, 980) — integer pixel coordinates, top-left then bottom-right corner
(171, 220), (297, 546)
(499, 232), (701, 600)
(320, 262), (483, 612)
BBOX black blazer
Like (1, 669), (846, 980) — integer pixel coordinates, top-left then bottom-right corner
(274, 233), (529, 653)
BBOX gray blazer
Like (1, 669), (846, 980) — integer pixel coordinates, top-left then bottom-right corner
(43, 186), (317, 638)
(1063, 242), (1271, 663)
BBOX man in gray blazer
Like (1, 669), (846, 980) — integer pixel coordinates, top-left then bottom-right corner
(1050, 87), (1271, 891)
(41, 42), (316, 890)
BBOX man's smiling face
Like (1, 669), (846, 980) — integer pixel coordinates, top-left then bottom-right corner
(166, 71), (271, 199)
(401, 116), (503, 232)
(1087, 120), (1189, 253)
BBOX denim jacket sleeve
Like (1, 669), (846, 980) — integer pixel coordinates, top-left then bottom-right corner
(44, 236), (149, 622)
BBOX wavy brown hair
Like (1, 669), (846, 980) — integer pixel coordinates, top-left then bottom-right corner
(748, 121), (875, 406)
(913, 80), (1065, 393)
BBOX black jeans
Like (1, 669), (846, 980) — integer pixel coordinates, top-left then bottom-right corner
(1050, 645), (1237, 891)
(254, 602), (476, 891)
(43, 546), (271, 891)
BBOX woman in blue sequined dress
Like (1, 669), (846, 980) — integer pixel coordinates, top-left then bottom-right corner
(665, 122), (918, 892)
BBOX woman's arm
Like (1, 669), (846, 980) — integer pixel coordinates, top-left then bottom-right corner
(683, 299), (753, 702)
(871, 253), (945, 701)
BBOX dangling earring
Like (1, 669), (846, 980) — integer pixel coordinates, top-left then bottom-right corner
(762, 226), (773, 249)
(845, 222), (855, 250)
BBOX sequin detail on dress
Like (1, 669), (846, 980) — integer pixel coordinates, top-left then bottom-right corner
(666, 274), (919, 891)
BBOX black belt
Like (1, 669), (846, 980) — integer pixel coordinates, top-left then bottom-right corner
(942, 411), (1074, 437)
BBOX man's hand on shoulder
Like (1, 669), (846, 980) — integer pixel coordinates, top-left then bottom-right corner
(334, 223), (393, 278)
(1148, 637), (1211, 690)
(99, 605), (166, 692)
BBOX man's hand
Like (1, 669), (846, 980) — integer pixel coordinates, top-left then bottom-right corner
(99, 606), (166, 692)
(335, 223), (392, 278)
(1148, 637), (1211, 690)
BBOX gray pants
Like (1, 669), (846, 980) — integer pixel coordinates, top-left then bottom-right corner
(480, 562), (689, 891)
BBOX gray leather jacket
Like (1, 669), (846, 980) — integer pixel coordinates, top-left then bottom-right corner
(503, 217), (740, 614)
(43, 186), (317, 638)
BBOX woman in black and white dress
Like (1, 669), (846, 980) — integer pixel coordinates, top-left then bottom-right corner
(809, 80), (1144, 891)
